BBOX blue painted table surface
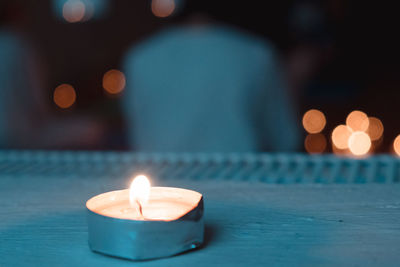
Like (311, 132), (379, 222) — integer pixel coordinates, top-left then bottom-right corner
(1, 151), (400, 266)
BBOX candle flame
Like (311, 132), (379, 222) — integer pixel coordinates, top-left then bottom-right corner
(129, 175), (151, 209)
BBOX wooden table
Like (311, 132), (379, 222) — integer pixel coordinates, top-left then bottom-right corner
(1, 151), (400, 266)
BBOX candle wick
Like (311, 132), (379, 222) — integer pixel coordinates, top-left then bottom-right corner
(135, 199), (144, 219)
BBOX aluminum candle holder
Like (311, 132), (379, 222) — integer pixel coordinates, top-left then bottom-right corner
(86, 187), (204, 261)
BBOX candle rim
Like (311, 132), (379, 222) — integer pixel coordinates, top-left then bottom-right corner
(86, 186), (203, 222)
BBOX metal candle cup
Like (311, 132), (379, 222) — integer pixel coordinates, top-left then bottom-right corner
(86, 187), (204, 260)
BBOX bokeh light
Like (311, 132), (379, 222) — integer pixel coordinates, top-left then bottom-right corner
(348, 131), (371, 156)
(393, 135), (400, 156)
(63, 0), (86, 23)
(103, 69), (126, 94)
(151, 0), (175, 18)
(304, 133), (327, 154)
(367, 117), (384, 141)
(346, 110), (369, 132)
(332, 124), (352, 149)
(53, 84), (77, 109)
(302, 109), (326, 134)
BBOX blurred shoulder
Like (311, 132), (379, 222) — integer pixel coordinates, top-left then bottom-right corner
(123, 27), (180, 66)
(124, 24), (277, 62)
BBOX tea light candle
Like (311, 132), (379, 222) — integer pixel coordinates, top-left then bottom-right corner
(86, 175), (204, 260)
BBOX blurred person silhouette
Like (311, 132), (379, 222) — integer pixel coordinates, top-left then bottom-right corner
(0, 1), (104, 149)
(122, 0), (300, 152)
(0, 1), (43, 147)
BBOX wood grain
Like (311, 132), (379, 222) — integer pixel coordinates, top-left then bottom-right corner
(1, 152), (400, 266)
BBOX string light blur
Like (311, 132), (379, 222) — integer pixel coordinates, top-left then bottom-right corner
(304, 133), (327, 154)
(346, 110), (369, 132)
(302, 109), (326, 134)
(151, 0), (175, 18)
(53, 84), (77, 109)
(366, 117), (384, 141)
(393, 135), (400, 156)
(63, 0), (86, 23)
(332, 124), (352, 150)
(103, 69), (126, 94)
(348, 131), (371, 156)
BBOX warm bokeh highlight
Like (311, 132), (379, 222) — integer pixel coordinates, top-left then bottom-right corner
(304, 133), (327, 154)
(346, 110), (369, 132)
(367, 117), (384, 141)
(53, 84), (77, 109)
(393, 135), (400, 156)
(302, 109), (326, 134)
(103, 69), (126, 94)
(332, 124), (352, 149)
(151, 0), (175, 18)
(348, 131), (371, 156)
(63, 0), (86, 23)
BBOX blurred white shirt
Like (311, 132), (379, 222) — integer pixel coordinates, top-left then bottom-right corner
(123, 24), (300, 152)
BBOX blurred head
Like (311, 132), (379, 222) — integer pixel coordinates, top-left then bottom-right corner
(169, 0), (292, 41)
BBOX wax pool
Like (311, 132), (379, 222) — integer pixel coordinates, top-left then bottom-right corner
(87, 187), (202, 221)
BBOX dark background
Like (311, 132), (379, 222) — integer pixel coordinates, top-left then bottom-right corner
(2, 0), (400, 152)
